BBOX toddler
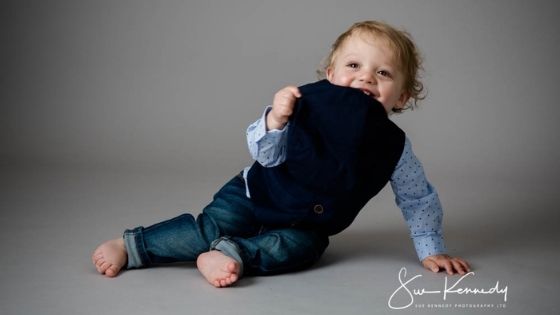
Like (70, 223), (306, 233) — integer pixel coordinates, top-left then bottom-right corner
(92, 21), (470, 287)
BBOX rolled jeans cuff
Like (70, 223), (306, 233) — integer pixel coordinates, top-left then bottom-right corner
(123, 227), (147, 269)
(210, 236), (244, 277)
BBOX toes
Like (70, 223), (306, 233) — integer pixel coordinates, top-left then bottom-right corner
(92, 249), (107, 268)
(96, 264), (105, 274)
(105, 265), (120, 277)
(226, 261), (238, 273)
(94, 257), (105, 273)
(213, 277), (230, 288)
(93, 256), (104, 267)
(99, 261), (111, 274)
(217, 274), (238, 288)
(92, 252), (102, 264)
(94, 256), (104, 267)
(92, 239), (127, 277)
(197, 251), (241, 287)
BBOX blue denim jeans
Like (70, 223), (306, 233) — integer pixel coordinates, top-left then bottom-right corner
(123, 174), (329, 276)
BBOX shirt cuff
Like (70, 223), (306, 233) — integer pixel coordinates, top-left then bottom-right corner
(250, 107), (270, 143)
(252, 106), (288, 140)
(412, 234), (447, 261)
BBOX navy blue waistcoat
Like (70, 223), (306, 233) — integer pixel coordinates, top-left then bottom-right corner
(247, 80), (405, 235)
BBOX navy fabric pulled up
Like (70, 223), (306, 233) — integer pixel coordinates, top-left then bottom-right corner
(247, 80), (405, 235)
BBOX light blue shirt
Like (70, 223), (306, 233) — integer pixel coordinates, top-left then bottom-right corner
(243, 107), (447, 261)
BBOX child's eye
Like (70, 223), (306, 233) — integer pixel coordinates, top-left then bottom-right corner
(346, 63), (360, 69)
(377, 70), (391, 78)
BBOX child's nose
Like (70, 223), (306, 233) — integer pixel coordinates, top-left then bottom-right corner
(359, 71), (376, 85)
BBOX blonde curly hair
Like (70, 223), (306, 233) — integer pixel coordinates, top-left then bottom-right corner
(317, 21), (425, 113)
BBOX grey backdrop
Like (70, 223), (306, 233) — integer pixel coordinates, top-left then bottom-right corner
(2, 1), (560, 314)
(3, 0), (559, 181)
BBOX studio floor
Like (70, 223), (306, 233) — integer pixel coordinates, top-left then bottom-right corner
(1, 166), (558, 315)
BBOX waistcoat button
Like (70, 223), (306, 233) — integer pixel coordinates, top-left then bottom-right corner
(313, 204), (324, 214)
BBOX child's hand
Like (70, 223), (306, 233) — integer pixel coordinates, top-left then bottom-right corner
(267, 86), (301, 130)
(422, 254), (471, 275)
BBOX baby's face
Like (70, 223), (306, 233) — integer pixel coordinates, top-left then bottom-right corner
(326, 32), (408, 113)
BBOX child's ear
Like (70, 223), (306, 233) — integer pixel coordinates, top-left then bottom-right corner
(394, 92), (410, 111)
(326, 67), (334, 81)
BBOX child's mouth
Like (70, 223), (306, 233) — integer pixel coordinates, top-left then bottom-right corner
(360, 89), (375, 98)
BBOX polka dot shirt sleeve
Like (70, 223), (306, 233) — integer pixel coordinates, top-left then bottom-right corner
(246, 106), (289, 167)
(390, 137), (447, 261)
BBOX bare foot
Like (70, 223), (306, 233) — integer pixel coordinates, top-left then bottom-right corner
(196, 250), (241, 288)
(92, 238), (127, 277)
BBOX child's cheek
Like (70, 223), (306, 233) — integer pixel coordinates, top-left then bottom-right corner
(333, 73), (353, 88)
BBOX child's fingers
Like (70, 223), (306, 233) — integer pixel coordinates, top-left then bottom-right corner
(450, 260), (466, 275)
(279, 85), (301, 98)
(424, 256), (472, 275)
(423, 259), (440, 273)
(285, 86), (301, 98)
(457, 258), (471, 272)
(442, 260), (454, 275)
(274, 87), (299, 106)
